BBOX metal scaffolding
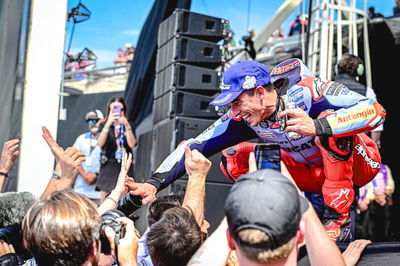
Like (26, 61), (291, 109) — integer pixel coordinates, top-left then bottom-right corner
(306, 0), (372, 86)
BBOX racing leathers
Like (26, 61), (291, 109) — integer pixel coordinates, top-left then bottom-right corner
(145, 59), (386, 241)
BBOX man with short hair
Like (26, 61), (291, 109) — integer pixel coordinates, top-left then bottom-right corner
(22, 189), (102, 266)
(72, 110), (104, 204)
(225, 169), (309, 265)
(146, 206), (203, 266)
(130, 59), (385, 242)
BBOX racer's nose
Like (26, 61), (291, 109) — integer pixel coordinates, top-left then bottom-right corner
(230, 106), (240, 117)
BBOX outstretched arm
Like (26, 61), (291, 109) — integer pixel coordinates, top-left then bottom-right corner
(0, 139), (20, 192)
(182, 147), (211, 227)
(126, 114), (257, 205)
(40, 127), (85, 200)
(302, 205), (345, 266)
(98, 152), (132, 215)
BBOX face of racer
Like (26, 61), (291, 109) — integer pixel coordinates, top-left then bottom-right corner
(230, 86), (277, 126)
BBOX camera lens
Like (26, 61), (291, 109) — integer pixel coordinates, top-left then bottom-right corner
(116, 193), (143, 217)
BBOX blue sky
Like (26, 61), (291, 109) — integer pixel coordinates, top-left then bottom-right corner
(66, 0), (396, 69)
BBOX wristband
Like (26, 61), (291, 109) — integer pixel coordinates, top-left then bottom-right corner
(52, 171), (61, 180)
(106, 196), (117, 204)
(0, 172), (9, 178)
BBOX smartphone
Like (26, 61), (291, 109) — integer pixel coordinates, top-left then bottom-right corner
(112, 105), (121, 115)
(254, 143), (281, 171)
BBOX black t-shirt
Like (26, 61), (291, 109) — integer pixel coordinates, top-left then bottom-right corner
(100, 122), (135, 163)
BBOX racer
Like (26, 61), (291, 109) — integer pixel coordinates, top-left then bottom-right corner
(127, 59), (385, 242)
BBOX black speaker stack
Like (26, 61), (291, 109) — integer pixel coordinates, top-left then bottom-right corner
(144, 9), (232, 232)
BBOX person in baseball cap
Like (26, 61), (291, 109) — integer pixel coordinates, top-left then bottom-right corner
(224, 169), (309, 265)
(85, 110), (104, 134)
(210, 60), (271, 106)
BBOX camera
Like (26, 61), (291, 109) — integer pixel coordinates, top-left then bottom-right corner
(99, 209), (126, 254)
(0, 226), (31, 261)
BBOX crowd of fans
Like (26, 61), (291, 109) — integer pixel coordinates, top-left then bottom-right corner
(0, 127), (381, 265)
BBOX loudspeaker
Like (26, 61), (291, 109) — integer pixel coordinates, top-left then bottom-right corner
(158, 8), (225, 48)
(154, 63), (220, 99)
(156, 36), (221, 73)
(171, 180), (233, 233)
(153, 91), (219, 124)
(133, 130), (153, 183)
(151, 116), (232, 184)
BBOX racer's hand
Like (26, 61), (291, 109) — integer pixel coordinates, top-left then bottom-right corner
(125, 179), (157, 205)
(279, 108), (316, 136)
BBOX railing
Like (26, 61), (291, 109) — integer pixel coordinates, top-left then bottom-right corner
(63, 64), (130, 81)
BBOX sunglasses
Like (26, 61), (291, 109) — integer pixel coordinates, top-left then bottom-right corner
(87, 119), (98, 124)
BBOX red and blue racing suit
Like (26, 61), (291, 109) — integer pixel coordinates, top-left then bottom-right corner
(146, 59), (385, 240)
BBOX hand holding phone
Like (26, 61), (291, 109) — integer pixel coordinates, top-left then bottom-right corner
(254, 143), (281, 171)
(112, 105), (122, 120)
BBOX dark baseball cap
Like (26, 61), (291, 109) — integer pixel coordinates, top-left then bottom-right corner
(224, 169), (309, 249)
(210, 60), (271, 106)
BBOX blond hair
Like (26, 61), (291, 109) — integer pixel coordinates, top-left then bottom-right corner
(237, 229), (296, 264)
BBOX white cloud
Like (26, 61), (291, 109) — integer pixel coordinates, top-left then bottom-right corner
(121, 29), (140, 36)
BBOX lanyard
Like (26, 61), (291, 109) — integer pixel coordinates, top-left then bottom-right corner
(114, 125), (125, 149)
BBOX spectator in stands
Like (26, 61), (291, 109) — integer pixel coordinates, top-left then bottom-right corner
(72, 110), (104, 204)
(394, 0), (400, 16)
(242, 28), (257, 60)
(334, 53), (383, 146)
(96, 97), (136, 202)
(0, 139), (20, 192)
(368, 6), (383, 19)
(125, 43), (135, 64)
(114, 48), (128, 74)
(114, 48), (128, 65)
(64, 52), (75, 72)
(288, 12), (308, 36)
